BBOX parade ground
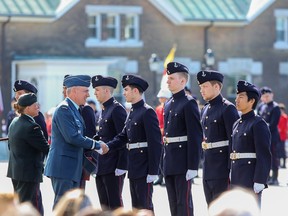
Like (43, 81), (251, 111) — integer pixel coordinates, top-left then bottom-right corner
(1, 160), (288, 216)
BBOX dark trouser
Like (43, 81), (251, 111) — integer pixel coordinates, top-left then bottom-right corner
(129, 177), (154, 211)
(96, 173), (125, 210)
(51, 177), (80, 208)
(165, 174), (193, 216)
(12, 179), (44, 215)
(203, 178), (229, 205)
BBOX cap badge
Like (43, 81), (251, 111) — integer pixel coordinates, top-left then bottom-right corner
(126, 75), (129, 80)
(174, 62), (178, 68)
(244, 81), (248, 86)
(95, 76), (98, 81)
(18, 80), (22, 85)
(201, 71), (206, 77)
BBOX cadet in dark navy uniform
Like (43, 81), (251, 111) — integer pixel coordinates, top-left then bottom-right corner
(103, 75), (162, 211)
(231, 80), (271, 205)
(13, 80), (48, 141)
(257, 87), (281, 185)
(197, 70), (239, 205)
(92, 75), (127, 210)
(163, 62), (202, 216)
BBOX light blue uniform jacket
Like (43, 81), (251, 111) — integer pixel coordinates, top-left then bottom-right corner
(44, 98), (98, 182)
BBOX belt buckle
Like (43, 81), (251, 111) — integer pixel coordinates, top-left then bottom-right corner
(230, 153), (239, 160)
(202, 142), (209, 150)
(163, 137), (168, 145)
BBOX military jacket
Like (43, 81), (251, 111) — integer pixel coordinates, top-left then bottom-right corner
(107, 99), (162, 179)
(201, 94), (239, 180)
(231, 110), (271, 188)
(163, 89), (202, 175)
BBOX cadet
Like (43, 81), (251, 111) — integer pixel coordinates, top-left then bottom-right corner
(44, 75), (104, 207)
(197, 70), (239, 205)
(13, 80), (48, 140)
(163, 62), (202, 216)
(104, 75), (162, 211)
(231, 80), (271, 205)
(258, 87), (281, 185)
(92, 75), (127, 210)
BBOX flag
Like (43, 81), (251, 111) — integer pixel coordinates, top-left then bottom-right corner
(0, 86), (3, 115)
(160, 44), (177, 91)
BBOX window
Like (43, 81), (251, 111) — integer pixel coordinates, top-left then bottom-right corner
(85, 5), (143, 48)
(274, 9), (288, 49)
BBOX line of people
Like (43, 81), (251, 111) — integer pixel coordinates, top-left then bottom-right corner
(5, 61), (282, 216)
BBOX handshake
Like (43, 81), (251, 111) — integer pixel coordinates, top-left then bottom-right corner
(93, 135), (109, 155)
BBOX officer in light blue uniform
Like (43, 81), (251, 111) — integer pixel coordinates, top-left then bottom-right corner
(44, 75), (103, 207)
(231, 80), (271, 206)
(163, 62), (202, 216)
(105, 75), (162, 211)
(257, 87), (281, 185)
(92, 75), (128, 210)
(197, 70), (239, 205)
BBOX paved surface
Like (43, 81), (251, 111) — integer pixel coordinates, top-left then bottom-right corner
(1, 161), (288, 216)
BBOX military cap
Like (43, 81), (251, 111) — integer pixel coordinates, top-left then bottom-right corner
(121, 75), (149, 91)
(91, 75), (118, 88)
(167, 62), (189, 75)
(237, 80), (260, 99)
(13, 80), (38, 94)
(157, 89), (172, 98)
(63, 75), (91, 88)
(260, 86), (272, 94)
(18, 93), (37, 107)
(197, 70), (224, 85)
(63, 74), (71, 86)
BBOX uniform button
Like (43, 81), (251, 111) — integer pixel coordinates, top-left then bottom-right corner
(134, 123), (137, 125)
(129, 119), (131, 121)
(105, 120), (107, 122)
(129, 139), (131, 142)
(128, 129), (130, 131)
(175, 113), (177, 116)
(179, 145), (182, 148)
(232, 161), (235, 163)
(205, 127), (208, 130)
(233, 150), (236, 153)
(172, 100), (174, 102)
(236, 130), (238, 133)
(100, 137), (102, 139)
(248, 161), (251, 164)
(206, 116), (208, 119)
(166, 132), (168, 135)
(170, 110), (172, 113)
(214, 120), (217, 122)
(99, 127), (102, 130)
(140, 150), (143, 153)
(244, 133), (246, 136)
(219, 150), (222, 153)
(167, 121), (170, 124)
(240, 120), (242, 123)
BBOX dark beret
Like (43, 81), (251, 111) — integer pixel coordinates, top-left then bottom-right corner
(18, 93), (37, 107)
(91, 75), (118, 88)
(260, 86), (272, 94)
(13, 80), (37, 94)
(197, 70), (224, 85)
(63, 74), (71, 86)
(167, 62), (189, 75)
(237, 80), (260, 99)
(63, 75), (91, 88)
(121, 75), (149, 91)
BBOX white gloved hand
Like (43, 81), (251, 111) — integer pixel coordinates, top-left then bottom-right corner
(253, 182), (265, 193)
(95, 147), (103, 155)
(115, 168), (127, 176)
(186, 170), (198, 181)
(146, 175), (158, 183)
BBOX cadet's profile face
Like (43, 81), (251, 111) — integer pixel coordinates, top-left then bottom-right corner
(199, 81), (218, 101)
(235, 92), (253, 114)
(25, 102), (40, 117)
(74, 86), (90, 105)
(167, 73), (184, 93)
(15, 90), (27, 101)
(123, 86), (134, 103)
(94, 86), (105, 103)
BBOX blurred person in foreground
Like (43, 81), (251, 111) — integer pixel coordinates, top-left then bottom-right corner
(230, 81), (271, 206)
(44, 75), (104, 208)
(7, 93), (49, 215)
(277, 103), (288, 168)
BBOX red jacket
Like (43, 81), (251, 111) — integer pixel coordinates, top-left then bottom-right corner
(278, 113), (288, 141)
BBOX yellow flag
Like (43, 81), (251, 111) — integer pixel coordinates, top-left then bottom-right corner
(163, 44), (177, 69)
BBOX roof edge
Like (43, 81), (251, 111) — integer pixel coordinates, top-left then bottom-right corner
(246, 0), (276, 22)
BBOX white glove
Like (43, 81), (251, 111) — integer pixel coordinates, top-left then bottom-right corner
(95, 148), (103, 155)
(146, 175), (158, 183)
(115, 168), (127, 176)
(253, 182), (265, 193)
(186, 170), (198, 181)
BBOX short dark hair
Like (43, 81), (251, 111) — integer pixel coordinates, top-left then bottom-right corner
(247, 92), (259, 110)
(129, 85), (144, 94)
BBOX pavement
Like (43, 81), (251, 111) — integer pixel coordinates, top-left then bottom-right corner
(1, 160), (288, 216)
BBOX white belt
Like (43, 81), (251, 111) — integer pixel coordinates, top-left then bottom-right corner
(202, 140), (229, 150)
(163, 136), (187, 144)
(230, 152), (256, 160)
(126, 142), (148, 150)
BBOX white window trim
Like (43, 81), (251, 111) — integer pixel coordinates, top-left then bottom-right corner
(85, 5), (143, 48)
(274, 9), (288, 50)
